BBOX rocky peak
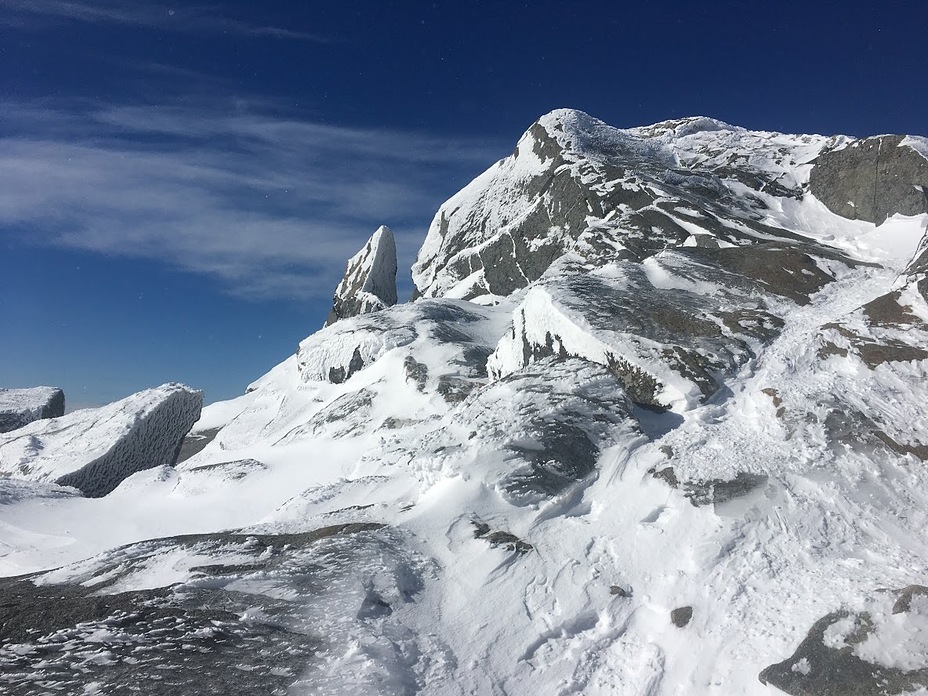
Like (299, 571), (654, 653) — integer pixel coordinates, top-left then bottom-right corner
(325, 225), (398, 327)
(411, 109), (833, 301)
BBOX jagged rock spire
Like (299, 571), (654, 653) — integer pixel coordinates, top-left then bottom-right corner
(324, 225), (398, 326)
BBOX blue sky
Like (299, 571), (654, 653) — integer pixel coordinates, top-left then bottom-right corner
(1, 1), (926, 409)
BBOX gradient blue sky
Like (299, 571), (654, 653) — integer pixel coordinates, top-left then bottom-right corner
(2, 1), (926, 409)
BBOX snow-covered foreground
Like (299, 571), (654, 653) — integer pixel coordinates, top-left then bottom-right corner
(2, 110), (928, 695)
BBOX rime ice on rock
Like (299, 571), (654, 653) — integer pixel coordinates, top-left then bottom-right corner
(411, 108), (838, 301)
(0, 387), (65, 433)
(324, 225), (398, 326)
(0, 383), (202, 497)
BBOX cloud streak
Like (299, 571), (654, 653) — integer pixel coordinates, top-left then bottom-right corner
(0, 0), (331, 41)
(0, 99), (504, 301)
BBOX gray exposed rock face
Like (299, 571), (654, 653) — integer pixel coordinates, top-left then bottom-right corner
(671, 606), (693, 628)
(325, 225), (398, 326)
(0, 383), (202, 497)
(759, 593), (928, 695)
(0, 387), (65, 433)
(810, 135), (928, 223)
(412, 109), (843, 300)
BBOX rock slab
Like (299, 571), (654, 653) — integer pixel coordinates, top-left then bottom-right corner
(0, 383), (202, 497)
(810, 135), (928, 223)
(0, 387), (65, 433)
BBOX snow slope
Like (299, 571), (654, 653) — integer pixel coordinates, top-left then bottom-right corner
(2, 111), (928, 695)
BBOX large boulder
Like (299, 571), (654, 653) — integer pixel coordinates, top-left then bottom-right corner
(324, 225), (398, 326)
(0, 383), (202, 497)
(810, 135), (928, 223)
(0, 387), (65, 433)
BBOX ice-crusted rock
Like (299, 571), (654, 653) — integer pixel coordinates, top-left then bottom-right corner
(0, 387), (65, 433)
(299, 298), (497, 385)
(810, 135), (928, 224)
(324, 225), (398, 326)
(0, 523), (423, 696)
(411, 108), (839, 300)
(0, 383), (202, 497)
(487, 256), (777, 410)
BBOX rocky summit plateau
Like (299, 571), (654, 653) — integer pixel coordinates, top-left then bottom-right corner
(2, 109), (928, 695)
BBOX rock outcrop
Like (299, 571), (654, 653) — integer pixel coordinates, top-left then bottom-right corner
(324, 225), (398, 326)
(0, 383), (202, 497)
(0, 387), (65, 433)
(299, 298), (492, 386)
(810, 135), (928, 223)
(759, 588), (928, 695)
(411, 108), (840, 300)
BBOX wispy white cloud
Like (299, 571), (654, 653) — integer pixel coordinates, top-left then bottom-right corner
(0, 0), (332, 41)
(0, 99), (503, 301)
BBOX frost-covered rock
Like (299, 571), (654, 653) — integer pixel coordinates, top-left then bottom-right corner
(298, 298), (498, 385)
(420, 357), (641, 505)
(324, 225), (397, 326)
(488, 257), (771, 410)
(411, 108), (839, 300)
(0, 387), (64, 433)
(0, 383), (202, 497)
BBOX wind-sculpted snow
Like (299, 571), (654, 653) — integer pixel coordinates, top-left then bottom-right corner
(410, 357), (641, 505)
(0, 387), (64, 433)
(325, 225), (398, 326)
(0, 383), (202, 497)
(297, 298), (501, 385)
(4, 110), (928, 695)
(0, 523), (437, 696)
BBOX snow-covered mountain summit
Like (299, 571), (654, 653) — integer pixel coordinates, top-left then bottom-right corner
(412, 108), (927, 304)
(2, 110), (928, 695)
